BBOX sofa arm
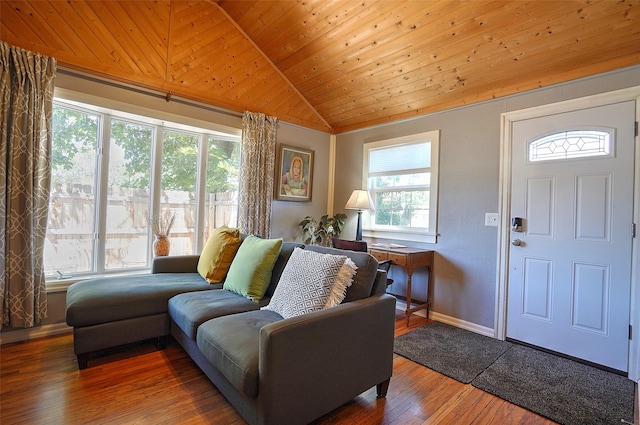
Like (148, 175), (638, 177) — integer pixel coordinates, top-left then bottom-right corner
(151, 255), (200, 274)
(258, 294), (396, 425)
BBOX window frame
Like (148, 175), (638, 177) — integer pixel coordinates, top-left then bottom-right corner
(362, 130), (440, 244)
(46, 89), (241, 287)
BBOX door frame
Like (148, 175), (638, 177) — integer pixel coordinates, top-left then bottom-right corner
(495, 86), (640, 381)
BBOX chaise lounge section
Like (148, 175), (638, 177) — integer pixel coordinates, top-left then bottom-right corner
(65, 267), (217, 369)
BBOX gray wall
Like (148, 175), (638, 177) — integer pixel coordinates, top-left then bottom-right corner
(271, 125), (332, 241)
(335, 65), (640, 330)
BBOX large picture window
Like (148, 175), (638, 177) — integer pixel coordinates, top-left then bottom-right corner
(45, 98), (240, 280)
(363, 131), (440, 243)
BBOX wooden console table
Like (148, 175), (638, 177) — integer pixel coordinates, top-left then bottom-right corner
(368, 246), (434, 326)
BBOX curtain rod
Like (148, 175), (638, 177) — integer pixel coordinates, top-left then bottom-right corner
(57, 67), (243, 119)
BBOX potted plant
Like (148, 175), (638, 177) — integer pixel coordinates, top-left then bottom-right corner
(299, 213), (346, 246)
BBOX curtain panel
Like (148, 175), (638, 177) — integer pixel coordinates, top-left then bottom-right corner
(238, 111), (278, 238)
(0, 42), (56, 329)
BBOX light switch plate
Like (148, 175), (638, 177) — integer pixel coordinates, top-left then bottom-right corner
(485, 213), (499, 227)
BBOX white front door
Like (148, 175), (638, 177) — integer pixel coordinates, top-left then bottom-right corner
(507, 101), (635, 372)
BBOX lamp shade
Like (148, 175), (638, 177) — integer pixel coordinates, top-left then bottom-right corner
(345, 190), (373, 211)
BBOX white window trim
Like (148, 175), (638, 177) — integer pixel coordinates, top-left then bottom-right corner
(362, 130), (440, 244)
(54, 87), (241, 137)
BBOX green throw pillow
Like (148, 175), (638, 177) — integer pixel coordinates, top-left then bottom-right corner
(223, 235), (283, 302)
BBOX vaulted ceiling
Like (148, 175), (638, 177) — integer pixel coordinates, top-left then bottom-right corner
(2, 0), (639, 133)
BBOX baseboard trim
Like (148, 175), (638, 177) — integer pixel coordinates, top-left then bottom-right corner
(395, 300), (495, 338)
(0, 323), (72, 345)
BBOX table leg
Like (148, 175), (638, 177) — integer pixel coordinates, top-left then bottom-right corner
(405, 272), (413, 327)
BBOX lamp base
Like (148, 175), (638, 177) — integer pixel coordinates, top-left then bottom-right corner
(356, 211), (363, 241)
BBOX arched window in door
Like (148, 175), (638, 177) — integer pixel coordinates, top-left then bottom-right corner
(528, 129), (612, 162)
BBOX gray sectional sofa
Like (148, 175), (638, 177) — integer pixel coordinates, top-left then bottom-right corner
(66, 240), (396, 425)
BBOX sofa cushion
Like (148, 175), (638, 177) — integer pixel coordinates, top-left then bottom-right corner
(304, 245), (379, 302)
(263, 241), (305, 298)
(196, 309), (283, 397)
(223, 235), (283, 302)
(66, 273), (214, 327)
(197, 226), (242, 283)
(169, 289), (260, 339)
(263, 248), (356, 319)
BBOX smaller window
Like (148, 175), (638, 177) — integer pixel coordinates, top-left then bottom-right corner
(363, 131), (440, 243)
(528, 129), (612, 162)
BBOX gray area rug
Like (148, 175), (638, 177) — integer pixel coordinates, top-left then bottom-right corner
(395, 321), (636, 425)
(472, 344), (635, 425)
(393, 321), (513, 383)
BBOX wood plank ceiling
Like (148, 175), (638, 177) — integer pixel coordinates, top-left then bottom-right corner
(1, 0), (639, 134)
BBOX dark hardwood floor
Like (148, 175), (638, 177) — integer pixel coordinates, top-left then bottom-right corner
(0, 312), (572, 424)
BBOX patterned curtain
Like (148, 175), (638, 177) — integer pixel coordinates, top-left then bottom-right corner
(0, 42), (56, 329)
(238, 111), (278, 238)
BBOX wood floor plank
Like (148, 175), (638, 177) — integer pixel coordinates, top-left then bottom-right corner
(0, 312), (561, 425)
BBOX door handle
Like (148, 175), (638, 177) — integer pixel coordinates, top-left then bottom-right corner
(512, 238), (523, 246)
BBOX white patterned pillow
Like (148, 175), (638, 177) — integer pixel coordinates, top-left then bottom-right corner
(263, 247), (357, 319)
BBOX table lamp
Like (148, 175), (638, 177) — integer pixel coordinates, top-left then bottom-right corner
(345, 189), (374, 241)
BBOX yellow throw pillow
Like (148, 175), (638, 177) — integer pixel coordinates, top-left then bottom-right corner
(197, 226), (242, 283)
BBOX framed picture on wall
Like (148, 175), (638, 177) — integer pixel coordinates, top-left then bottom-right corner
(276, 144), (314, 202)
